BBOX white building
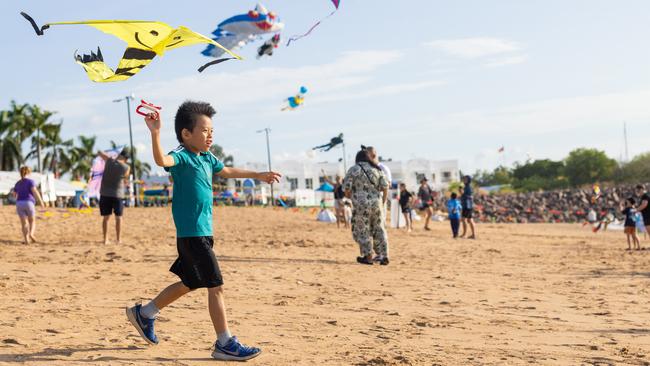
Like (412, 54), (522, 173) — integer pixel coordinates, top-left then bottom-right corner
(230, 158), (459, 196)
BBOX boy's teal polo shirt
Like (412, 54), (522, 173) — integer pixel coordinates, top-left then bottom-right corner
(164, 145), (224, 238)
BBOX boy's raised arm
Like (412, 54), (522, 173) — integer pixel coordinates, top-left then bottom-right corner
(144, 112), (175, 168)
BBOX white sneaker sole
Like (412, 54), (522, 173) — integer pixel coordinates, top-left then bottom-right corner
(211, 349), (262, 361)
(125, 306), (157, 345)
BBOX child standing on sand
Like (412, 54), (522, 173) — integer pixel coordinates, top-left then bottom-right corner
(622, 197), (641, 250)
(126, 101), (281, 361)
(446, 192), (462, 238)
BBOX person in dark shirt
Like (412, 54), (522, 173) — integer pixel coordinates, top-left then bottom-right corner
(417, 178), (434, 231)
(622, 197), (641, 250)
(399, 183), (413, 232)
(460, 175), (476, 239)
(635, 184), (650, 234)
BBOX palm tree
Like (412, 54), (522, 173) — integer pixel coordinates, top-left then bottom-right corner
(1, 101), (31, 171)
(39, 123), (74, 177)
(70, 135), (97, 180)
(24, 104), (56, 172)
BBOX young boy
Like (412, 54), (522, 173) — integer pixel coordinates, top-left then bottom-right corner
(447, 192), (462, 238)
(622, 197), (641, 250)
(126, 101), (281, 361)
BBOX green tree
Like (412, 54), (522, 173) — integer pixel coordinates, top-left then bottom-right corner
(511, 159), (567, 191)
(619, 152), (650, 183)
(70, 135), (97, 180)
(0, 101), (31, 171)
(24, 104), (56, 172)
(39, 123), (74, 177)
(564, 148), (617, 187)
(474, 165), (512, 186)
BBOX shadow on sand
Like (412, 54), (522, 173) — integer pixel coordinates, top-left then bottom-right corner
(0, 345), (214, 363)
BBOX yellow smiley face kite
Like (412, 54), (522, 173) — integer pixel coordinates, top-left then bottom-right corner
(21, 12), (241, 82)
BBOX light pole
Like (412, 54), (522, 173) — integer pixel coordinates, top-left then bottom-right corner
(341, 140), (347, 172)
(113, 94), (139, 207)
(256, 128), (273, 206)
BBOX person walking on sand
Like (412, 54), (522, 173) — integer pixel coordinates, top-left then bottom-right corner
(399, 183), (414, 232)
(460, 175), (476, 239)
(343, 146), (390, 265)
(13, 166), (46, 244)
(417, 178), (434, 231)
(97, 149), (130, 244)
(126, 101), (281, 361)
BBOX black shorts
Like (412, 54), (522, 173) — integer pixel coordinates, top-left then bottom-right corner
(401, 206), (411, 214)
(420, 203), (430, 210)
(170, 236), (223, 289)
(462, 208), (473, 219)
(99, 196), (124, 216)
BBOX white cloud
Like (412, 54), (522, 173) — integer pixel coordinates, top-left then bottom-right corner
(425, 37), (521, 59)
(315, 80), (445, 104)
(443, 89), (650, 135)
(484, 55), (528, 68)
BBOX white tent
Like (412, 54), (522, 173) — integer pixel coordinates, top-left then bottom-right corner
(0, 171), (79, 197)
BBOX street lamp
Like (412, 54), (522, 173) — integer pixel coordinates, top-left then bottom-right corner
(113, 94), (139, 207)
(256, 128), (273, 206)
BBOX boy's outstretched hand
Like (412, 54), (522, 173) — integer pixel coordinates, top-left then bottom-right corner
(257, 171), (282, 184)
(144, 112), (161, 132)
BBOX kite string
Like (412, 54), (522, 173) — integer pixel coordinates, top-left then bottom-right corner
(286, 9), (337, 46)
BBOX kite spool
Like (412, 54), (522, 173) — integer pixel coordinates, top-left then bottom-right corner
(136, 99), (162, 118)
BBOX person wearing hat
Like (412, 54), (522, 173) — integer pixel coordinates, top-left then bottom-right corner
(97, 149), (131, 244)
(417, 177), (434, 230)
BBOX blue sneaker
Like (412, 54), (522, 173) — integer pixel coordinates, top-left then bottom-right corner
(211, 336), (261, 361)
(125, 304), (159, 345)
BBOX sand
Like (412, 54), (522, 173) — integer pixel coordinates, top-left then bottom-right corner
(0, 205), (649, 365)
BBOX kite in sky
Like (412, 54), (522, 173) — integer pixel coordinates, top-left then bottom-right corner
(282, 86), (308, 111)
(257, 34), (281, 59)
(313, 133), (344, 152)
(201, 3), (283, 64)
(20, 12), (240, 82)
(286, 0), (340, 46)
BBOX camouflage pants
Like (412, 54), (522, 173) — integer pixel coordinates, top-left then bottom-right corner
(351, 200), (389, 258)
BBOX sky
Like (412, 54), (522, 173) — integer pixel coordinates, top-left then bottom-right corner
(1, 0), (649, 175)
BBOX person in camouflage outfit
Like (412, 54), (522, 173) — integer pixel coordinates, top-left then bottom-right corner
(343, 147), (390, 265)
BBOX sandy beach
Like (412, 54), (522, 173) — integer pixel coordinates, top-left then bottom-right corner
(1, 205), (649, 365)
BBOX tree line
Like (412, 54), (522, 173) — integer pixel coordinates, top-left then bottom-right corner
(0, 101), (150, 180)
(473, 148), (650, 192)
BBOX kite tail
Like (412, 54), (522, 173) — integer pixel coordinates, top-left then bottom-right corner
(197, 57), (236, 73)
(286, 9), (337, 46)
(20, 12), (50, 35)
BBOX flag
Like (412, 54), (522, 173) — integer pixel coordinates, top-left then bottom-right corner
(497, 146), (505, 153)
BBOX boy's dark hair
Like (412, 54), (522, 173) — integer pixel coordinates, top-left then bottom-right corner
(451, 192), (457, 199)
(627, 197), (636, 205)
(174, 101), (216, 143)
(636, 184), (645, 190)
